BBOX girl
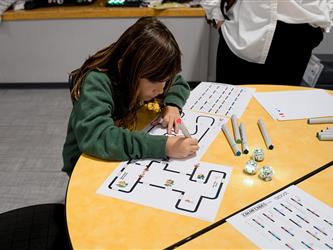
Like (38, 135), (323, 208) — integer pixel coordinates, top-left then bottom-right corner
(62, 17), (199, 175)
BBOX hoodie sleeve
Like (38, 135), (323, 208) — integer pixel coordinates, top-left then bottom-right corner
(72, 71), (168, 161)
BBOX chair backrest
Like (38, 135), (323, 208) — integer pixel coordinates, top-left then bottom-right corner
(0, 204), (72, 250)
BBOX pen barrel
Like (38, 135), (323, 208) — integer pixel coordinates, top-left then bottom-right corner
(317, 133), (333, 141)
(222, 124), (241, 156)
(258, 119), (274, 150)
(179, 122), (191, 138)
(231, 114), (242, 143)
(317, 131), (333, 136)
(308, 117), (333, 124)
(239, 123), (249, 154)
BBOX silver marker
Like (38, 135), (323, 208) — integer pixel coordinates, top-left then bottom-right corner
(176, 118), (191, 138)
(308, 117), (333, 124)
(258, 119), (274, 150)
(239, 123), (249, 154)
(222, 124), (241, 156)
(318, 134), (333, 141)
(231, 114), (242, 144)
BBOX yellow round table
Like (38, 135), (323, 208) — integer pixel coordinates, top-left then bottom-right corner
(66, 85), (333, 249)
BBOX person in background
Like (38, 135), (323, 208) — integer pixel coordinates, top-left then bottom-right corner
(201, 0), (333, 85)
(62, 17), (199, 176)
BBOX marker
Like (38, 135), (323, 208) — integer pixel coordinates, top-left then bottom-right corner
(307, 117), (333, 124)
(221, 124), (241, 156)
(258, 119), (274, 150)
(317, 131), (333, 137)
(318, 134), (333, 141)
(231, 114), (242, 143)
(239, 123), (249, 154)
(176, 118), (191, 138)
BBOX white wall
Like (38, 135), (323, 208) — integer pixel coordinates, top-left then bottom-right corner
(0, 17), (209, 83)
(2, 18), (330, 84)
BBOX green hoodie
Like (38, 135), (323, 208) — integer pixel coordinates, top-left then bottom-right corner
(62, 71), (190, 175)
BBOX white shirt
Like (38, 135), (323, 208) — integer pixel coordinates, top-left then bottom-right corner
(201, 0), (333, 63)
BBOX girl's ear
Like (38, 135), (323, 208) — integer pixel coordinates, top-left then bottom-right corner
(118, 59), (123, 73)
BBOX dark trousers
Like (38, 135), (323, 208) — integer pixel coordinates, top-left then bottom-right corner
(216, 21), (324, 85)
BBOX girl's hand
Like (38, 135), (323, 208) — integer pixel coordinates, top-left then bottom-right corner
(152, 105), (181, 134)
(166, 136), (199, 158)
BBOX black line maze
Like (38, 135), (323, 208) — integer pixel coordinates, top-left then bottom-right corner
(108, 160), (227, 213)
(146, 113), (216, 143)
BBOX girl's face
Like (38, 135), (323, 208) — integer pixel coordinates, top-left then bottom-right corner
(137, 78), (166, 101)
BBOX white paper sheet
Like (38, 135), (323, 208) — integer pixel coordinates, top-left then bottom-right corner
(97, 160), (232, 222)
(254, 89), (333, 120)
(183, 82), (255, 118)
(228, 185), (333, 249)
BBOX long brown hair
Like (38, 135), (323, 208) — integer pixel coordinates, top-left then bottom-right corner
(70, 17), (182, 129)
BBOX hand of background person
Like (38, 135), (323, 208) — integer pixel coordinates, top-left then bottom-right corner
(205, 16), (224, 30)
(216, 20), (224, 29)
(166, 136), (199, 158)
(151, 105), (181, 134)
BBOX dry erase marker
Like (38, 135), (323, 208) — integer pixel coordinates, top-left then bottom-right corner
(258, 119), (274, 150)
(222, 124), (241, 156)
(231, 114), (242, 144)
(318, 134), (333, 141)
(176, 118), (191, 138)
(239, 123), (249, 154)
(317, 131), (333, 137)
(307, 117), (333, 124)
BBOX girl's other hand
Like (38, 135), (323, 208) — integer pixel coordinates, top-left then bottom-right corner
(166, 136), (199, 158)
(160, 105), (181, 134)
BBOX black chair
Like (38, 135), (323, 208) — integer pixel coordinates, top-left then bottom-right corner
(0, 203), (72, 250)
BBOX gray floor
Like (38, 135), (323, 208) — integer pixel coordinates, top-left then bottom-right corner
(0, 88), (72, 214)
